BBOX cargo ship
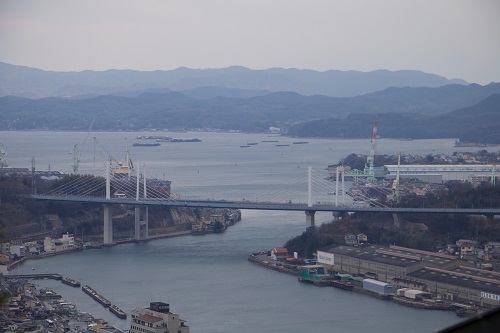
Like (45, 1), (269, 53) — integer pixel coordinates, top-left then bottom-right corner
(112, 148), (171, 197)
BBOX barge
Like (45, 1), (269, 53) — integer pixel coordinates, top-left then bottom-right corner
(109, 304), (127, 319)
(298, 265), (354, 290)
(82, 285), (111, 307)
(61, 277), (81, 287)
(132, 143), (160, 147)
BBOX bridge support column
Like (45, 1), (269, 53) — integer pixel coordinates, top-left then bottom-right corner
(332, 211), (342, 221)
(103, 204), (113, 245)
(392, 213), (400, 228)
(305, 210), (316, 229)
(134, 206), (149, 240)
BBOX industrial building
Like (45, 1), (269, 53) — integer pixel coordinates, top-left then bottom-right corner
(385, 164), (498, 184)
(407, 266), (500, 308)
(317, 244), (500, 308)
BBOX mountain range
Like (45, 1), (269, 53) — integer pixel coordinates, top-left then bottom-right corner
(0, 62), (467, 99)
(0, 62), (499, 143)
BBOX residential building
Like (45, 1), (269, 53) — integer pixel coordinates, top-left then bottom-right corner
(9, 245), (26, 258)
(130, 302), (189, 333)
(270, 247), (289, 261)
(344, 233), (357, 245)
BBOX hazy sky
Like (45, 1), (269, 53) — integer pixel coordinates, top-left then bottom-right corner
(1, 0), (499, 84)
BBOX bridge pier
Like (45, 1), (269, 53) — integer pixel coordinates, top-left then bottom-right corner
(134, 206), (149, 240)
(392, 213), (400, 228)
(305, 210), (316, 229)
(103, 204), (113, 245)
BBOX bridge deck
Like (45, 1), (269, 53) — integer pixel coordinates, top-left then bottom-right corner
(30, 195), (500, 215)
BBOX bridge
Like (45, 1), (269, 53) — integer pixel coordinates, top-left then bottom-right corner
(31, 163), (500, 245)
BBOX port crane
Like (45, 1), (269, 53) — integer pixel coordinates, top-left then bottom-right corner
(71, 118), (95, 173)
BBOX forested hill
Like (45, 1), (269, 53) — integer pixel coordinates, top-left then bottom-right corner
(1, 82), (499, 134)
(287, 93), (500, 144)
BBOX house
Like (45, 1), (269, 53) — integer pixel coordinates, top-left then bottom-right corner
(357, 233), (368, 243)
(459, 242), (475, 256)
(270, 247), (289, 261)
(345, 233), (357, 245)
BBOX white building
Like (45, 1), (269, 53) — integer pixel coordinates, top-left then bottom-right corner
(130, 302), (189, 333)
(44, 233), (75, 253)
(9, 245), (26, 258)
(385, 164), (498, 184)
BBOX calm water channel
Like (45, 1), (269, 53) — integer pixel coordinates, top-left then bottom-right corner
(3, 131), (470, 332)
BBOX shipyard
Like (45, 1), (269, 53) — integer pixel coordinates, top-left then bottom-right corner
(248, 241), (499, 315)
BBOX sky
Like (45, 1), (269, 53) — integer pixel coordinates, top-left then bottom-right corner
(1, 0), (499, 84)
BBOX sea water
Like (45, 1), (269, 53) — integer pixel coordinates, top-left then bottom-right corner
(3, 131), (467, 332)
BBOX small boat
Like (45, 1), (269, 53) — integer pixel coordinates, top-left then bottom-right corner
(262, 140), (279, 142)
(293, 141), (309, 144)
(247, 142), (258, 145)
(240, 145), (250, 148)
(327, 191), (336, 195)
(275, 144), (289, 147)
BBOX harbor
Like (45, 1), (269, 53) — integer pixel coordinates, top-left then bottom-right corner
(3, 132), (472, 332)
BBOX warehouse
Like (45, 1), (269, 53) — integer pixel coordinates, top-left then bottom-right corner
(317, 243), (462, 282)
(316, 243), (499, 306)
(407, 266), (500, 308)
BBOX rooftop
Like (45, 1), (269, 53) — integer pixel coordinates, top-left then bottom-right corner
(136, 314), (163, 324)
(408, 267), (500, 294)
(321, 244), (457, 269)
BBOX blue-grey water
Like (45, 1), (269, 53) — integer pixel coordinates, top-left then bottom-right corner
(2, 131), (469, 332)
